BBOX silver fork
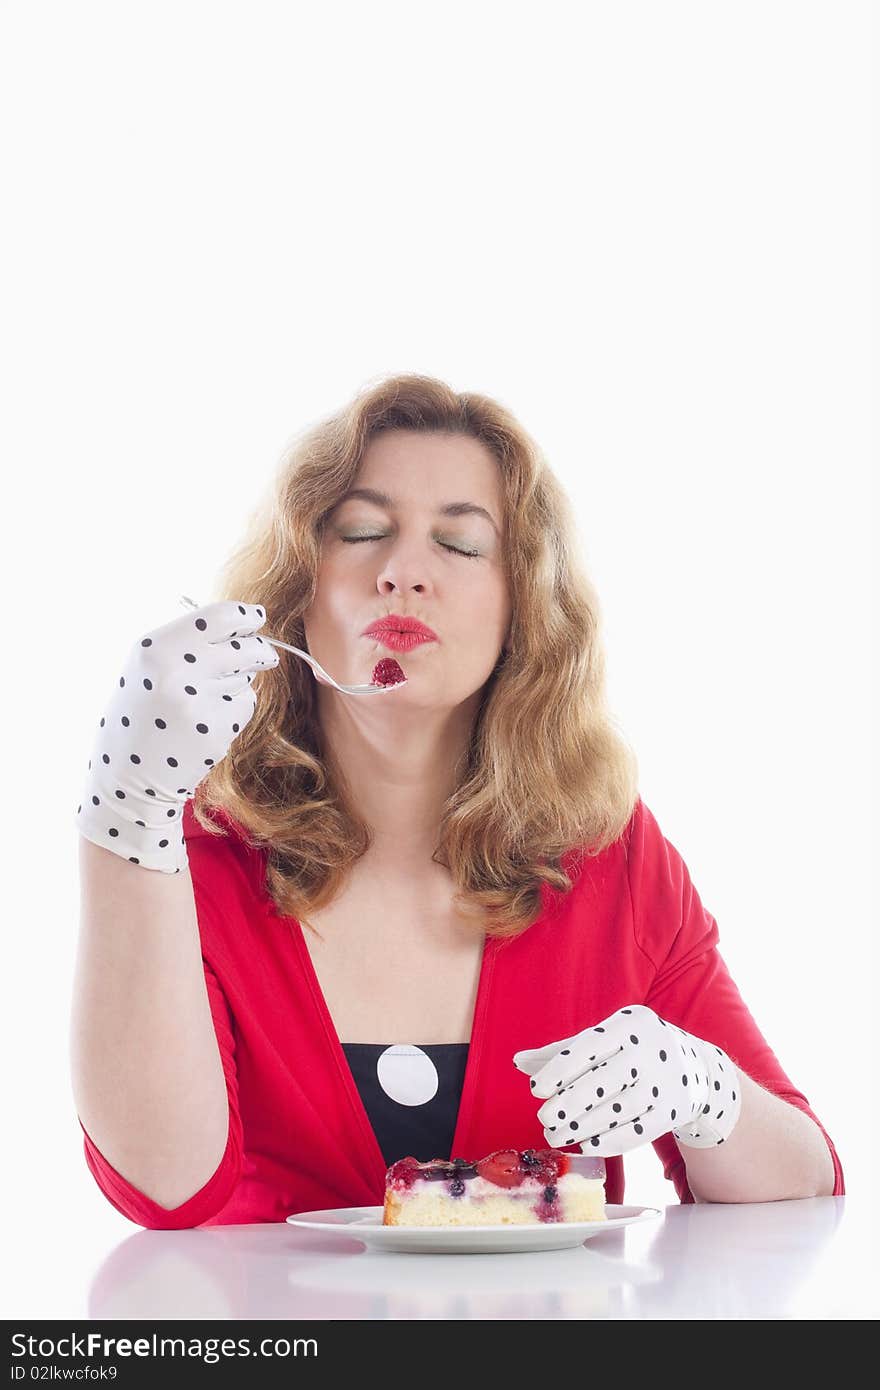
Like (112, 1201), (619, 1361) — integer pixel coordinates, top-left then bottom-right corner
(179, 595), (406, 696)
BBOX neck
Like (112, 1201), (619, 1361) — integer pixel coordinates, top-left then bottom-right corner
(317, 690), (480, 867)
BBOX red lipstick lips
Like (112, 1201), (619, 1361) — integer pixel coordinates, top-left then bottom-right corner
(362, 615), (438, 653)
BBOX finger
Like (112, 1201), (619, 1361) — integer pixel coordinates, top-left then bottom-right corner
(200, 601), (269, 643)
(525, 1040), (625, 1099)
(517, 1006), (643, 1096)
(537, 1066), (649, 1134)
(574, 1112), (658, 1158)
(513, 1005), (644, 1076)
(541, 1100), (658, 1157)
(512, 1033), (587, 1075)
(210, 633), (281, 680)
(143, 601), (269, 649)
(172, 639), (278, 701)
(516, 1046), (622, 1098)
(211, 673), (263, 705)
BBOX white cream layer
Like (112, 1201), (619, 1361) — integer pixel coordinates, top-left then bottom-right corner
(409, 1173), (601, 1200)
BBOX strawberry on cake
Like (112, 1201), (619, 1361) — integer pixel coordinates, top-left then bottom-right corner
(383, 1148), (606, 1227)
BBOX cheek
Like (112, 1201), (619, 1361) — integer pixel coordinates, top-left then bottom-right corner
(462, 575), (510, 628)
(311, 556), (354, 608)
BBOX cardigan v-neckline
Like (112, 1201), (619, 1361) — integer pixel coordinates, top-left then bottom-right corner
(288, 916), (499, 1189)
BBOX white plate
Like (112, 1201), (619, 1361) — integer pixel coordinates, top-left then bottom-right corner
(285, 1203), (662, 1253)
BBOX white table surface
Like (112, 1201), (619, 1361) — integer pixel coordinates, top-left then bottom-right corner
(22, 1195), (875, 1321)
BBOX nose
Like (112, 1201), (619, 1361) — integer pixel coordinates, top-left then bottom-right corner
(372, 532), (440, 596)
(376, 552), (430, 595)
(378, 577), (427, 595)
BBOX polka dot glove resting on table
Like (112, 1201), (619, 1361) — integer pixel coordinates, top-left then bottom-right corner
(513, 1004), (743, 1155)
(76, 600), (279, 873)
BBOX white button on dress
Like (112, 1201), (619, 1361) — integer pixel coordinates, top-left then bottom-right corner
(375, 1044), (440, 1106)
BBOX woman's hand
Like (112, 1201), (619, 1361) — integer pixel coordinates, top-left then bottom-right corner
(513, 1004), (743, 1156)
(76, 599), (279, 874)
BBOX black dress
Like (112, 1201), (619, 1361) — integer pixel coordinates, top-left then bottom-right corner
(340, 1042), (470, 1168)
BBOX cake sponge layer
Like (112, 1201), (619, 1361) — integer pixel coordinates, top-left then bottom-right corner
(384, 1174), (605, 1227)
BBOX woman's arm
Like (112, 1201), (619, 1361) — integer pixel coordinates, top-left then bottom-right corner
(627, 799), (844, 1202)
(70, 836), (231, 1211)
(679, 1065), (836, 1202)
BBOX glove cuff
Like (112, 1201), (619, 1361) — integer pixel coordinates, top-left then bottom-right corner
(76, 784), (189, 875)
(672, 1040), (743, 1149)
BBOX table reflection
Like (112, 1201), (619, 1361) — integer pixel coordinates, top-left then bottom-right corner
(87, 1198), (844, 1321)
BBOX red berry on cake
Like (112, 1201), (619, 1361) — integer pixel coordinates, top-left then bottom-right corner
(386, 1156), (421, 1189)
(476, 1149), (526, 1188)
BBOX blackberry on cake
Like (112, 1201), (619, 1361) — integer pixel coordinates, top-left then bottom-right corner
(383, 1148), (606, 1226)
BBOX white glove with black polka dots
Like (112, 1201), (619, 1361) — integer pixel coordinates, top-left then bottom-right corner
(76, 600), (279, 874)
(513, 1004), (743, 1155)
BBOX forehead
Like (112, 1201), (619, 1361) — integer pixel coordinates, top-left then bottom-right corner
(354, 430), (501, 504)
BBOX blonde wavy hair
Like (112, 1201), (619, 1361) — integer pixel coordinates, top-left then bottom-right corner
(193, 372), (640, 940)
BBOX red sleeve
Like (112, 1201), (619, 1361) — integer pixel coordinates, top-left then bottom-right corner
(626, 799), (844, 1202)
(79, 958), (244, 1229)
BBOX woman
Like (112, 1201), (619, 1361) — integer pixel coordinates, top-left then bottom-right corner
(71, 374), (842, 1229)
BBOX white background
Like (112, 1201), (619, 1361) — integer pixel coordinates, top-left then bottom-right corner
(1, 1), (876, 1318)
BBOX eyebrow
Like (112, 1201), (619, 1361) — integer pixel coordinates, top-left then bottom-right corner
(336, 487), (500, 535)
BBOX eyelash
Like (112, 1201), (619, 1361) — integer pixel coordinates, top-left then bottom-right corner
(340, 535), (482, 561)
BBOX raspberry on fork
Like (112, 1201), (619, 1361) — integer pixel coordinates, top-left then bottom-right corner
(371, 658), (407, 686)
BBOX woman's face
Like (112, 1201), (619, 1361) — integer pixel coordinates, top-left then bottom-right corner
(304, 430), (511, 710)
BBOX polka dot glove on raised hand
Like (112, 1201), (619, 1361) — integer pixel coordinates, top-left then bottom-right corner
(513, 1004), (743, 1155)
(76, 600), (279, 874)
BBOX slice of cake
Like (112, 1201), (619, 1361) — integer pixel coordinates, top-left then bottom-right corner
(383, 1148), (606, 1227)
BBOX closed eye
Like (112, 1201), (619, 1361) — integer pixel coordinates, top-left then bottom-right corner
(340, 535), (481, 560)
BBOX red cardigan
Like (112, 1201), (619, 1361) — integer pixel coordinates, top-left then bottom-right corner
(79, 796), (844, 1228)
